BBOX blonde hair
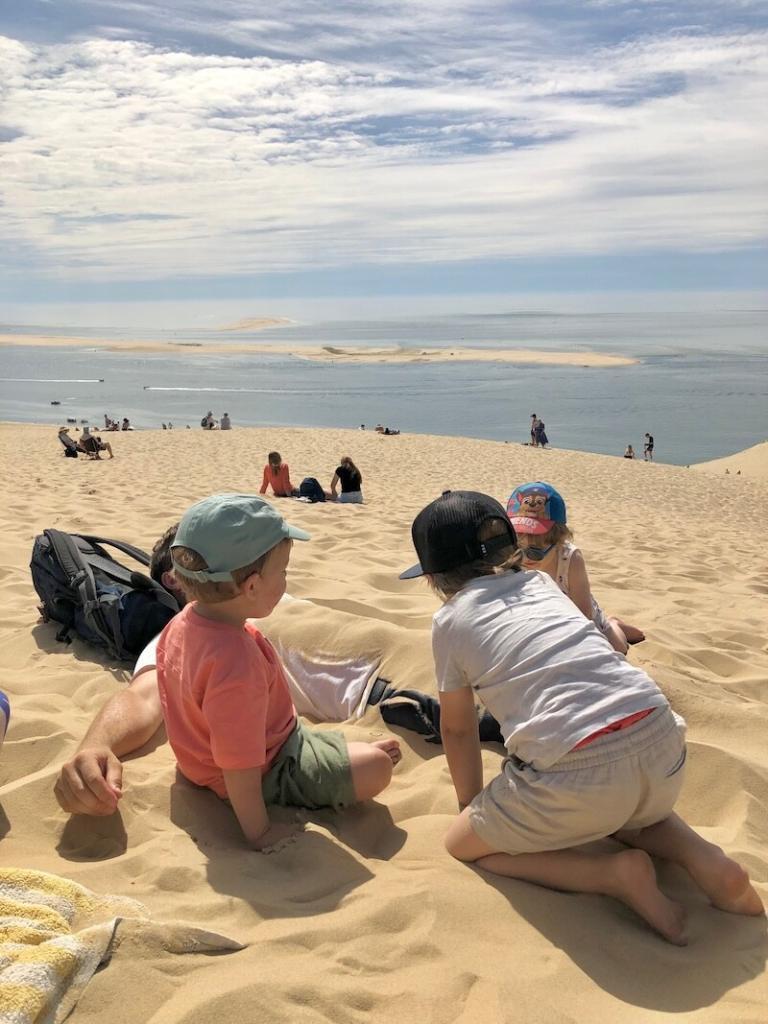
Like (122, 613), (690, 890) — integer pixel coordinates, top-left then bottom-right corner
(530, 522), (573, 548)
(428, 519), (522, 601)
(171, 544), (277, 604)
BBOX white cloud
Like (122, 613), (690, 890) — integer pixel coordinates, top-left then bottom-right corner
(0, 27), (766, 281)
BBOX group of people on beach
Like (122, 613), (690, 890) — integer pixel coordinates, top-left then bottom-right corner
(260, 451), (364, 504)
(201, 411), (232, 430)
(624, 434), (655, 461)
(58, 425), (115, 459)
(103, 414), (131, 431)
(51, 477), (762, 944)
(529, 413), (549, 448)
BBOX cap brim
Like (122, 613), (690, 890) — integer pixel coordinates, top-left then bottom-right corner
(399, 561), (425, 580)
(287, 525), (311, 542)
(509, 515), (552, 535)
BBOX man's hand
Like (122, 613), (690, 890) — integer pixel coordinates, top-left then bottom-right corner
(54, 747), (123, 816)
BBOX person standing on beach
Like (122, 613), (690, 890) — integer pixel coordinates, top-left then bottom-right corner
(530, 414), (539, 447)
(644, 433), (654, 461)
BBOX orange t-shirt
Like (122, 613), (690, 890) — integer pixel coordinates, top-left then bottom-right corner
(260, 463), (294, 496)
(156, 605), (297, 800)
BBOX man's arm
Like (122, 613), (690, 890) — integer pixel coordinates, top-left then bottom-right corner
(54, 669), (164, 816)
(439, 687), (484, 810)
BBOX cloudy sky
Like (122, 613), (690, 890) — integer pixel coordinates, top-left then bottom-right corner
(1, 1), (766, 318)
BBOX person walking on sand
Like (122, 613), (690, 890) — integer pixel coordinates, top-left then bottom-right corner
(644, 433), (654, 461)
(400, 490), (764, 943)
(157, 493), (401, 850)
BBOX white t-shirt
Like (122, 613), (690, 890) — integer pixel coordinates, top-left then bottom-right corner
(432, 570), (667, 770)
(132, 620), (378, 723)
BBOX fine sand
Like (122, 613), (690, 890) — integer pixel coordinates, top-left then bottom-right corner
(1, 423), (766, 1022)
(692, 441), (768, 482)
(0, 333), (636, 366)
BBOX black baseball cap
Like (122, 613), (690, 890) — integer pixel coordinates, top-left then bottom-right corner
(400, 490), (517, 579)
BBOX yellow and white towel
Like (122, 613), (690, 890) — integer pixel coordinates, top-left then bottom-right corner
(0, 868), (244, 1024)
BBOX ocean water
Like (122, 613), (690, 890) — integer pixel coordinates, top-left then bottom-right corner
(1, 311), (766, 464)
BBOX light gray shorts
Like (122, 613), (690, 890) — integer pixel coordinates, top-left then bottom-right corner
(469, 706), (687, 855)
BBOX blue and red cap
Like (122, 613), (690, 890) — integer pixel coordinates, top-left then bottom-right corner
(506, 482), (566, 536)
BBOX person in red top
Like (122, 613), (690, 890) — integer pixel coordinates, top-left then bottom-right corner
(260, 451), (298, 497)
(157, 493), (400, 851)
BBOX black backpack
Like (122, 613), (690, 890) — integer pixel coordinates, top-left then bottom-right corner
(299, 477), (326, 503)
(30, 530), (180, 662)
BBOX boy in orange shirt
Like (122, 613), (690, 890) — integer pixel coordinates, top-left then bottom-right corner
(157, 493), (400, 850)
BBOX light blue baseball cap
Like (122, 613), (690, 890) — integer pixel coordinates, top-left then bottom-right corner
(171, 493), (310, 583)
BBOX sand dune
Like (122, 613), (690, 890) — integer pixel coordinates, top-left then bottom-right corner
(692, 440), (768, 482)
(0, 333), (636, 366)
(0, 423), (766, 1022)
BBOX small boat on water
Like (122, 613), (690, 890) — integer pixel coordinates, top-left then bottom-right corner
(50, 400), (61, 405)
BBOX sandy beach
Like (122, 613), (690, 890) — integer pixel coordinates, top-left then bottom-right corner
(0, 333), (637, 367)
(691, 441), (768, 482)
(1, 422), (766, 1022)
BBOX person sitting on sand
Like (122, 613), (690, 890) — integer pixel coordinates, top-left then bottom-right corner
(121, 418), (132, 431)
(81, 426), (114, 459)
(624, 445), (635, 459)
(53, 520), (491, 817)
(156, 493), (400, 850)
(330, 456), (363, 504)
(507, 481), (643, 654)
(220, 412), (232, 431)
(400, 489), (763, 943)
(260, 451), (298, 497)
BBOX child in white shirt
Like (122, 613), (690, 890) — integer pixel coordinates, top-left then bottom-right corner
(400, 490), (763, 943)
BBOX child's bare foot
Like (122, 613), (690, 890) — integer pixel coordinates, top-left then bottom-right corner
(373, 737), (402, 766)
(686, 841), (764, 916)
(607, 849), (688, 944)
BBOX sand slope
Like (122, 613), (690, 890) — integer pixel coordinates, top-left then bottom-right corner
(692, 441), (768, 482)
(1, 423), (766, 1023)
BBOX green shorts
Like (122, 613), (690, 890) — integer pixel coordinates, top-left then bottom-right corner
(261, 721), (355, 810)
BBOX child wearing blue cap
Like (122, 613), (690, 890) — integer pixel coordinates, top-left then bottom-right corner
(401, 490), (763, 943)
(507, 481), (643, 653)
(157, 493), (400, 851)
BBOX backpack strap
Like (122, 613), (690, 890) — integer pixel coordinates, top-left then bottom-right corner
(79, 535), (151, 567)
(79, 536), (180, 615)
(44, 529), (122, 653)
